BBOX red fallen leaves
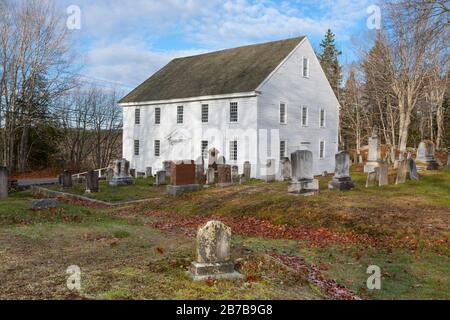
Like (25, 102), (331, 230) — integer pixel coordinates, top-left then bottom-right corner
(58, 197), (112, 209)
(84, 233), (120, 246)
(271, 252), (360, 300)
(144, 211), (379, 248)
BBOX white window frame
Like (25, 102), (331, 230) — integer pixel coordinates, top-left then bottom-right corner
(229, 140), (238, 161)
(134, 140), (140, 156)
(301, 106), (309, 127)
(201, 104), (209, 123)
(280, 140), (287, 160)
(320, 109), (326, 128)
(154, 140), (161, 157)
(319, 140), (325, 159)
(135, 108), (141, 125)
(302, 56), (310, 78)
(201, 140), (209, 159)
(155, 107), (161, 125)
(177, 105), (184, 124)
(280, 102), (287, 124)
(230, 102), (238, 123)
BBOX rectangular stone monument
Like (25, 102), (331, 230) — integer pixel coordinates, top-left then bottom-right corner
(167, 161), (200, 196)
(407, 157), (419, 181)
(416, 140), (439, 170)
(85, 170), (99, 193)
(377, 162), (389, 187)
(130, 169), (136, 178)
(281, 158), (292, 181)
(31, 199), (58, 210)
(364, 128), (383, 173)
(217, 165), (232, 187)
(155, 170), (167, 186)
(206, 168), (215, 185)
(239, 174), (248, 184)
(0, 167), (8, 199)
(188, 221), (244, 281)
(288, 150), (319, 195)
(366, 171), (377, 187)
(396, 160), (408, 184)
(145, 167), (153, 178)
(328, 151), (355, 191)
(60, 170), (73, 189)
(163, 161), (173, 179)
(110, 159), (134, 186)
(243, 161), (251, 180)
(106, 168), (114, 181)
(264, 159), (276, 182)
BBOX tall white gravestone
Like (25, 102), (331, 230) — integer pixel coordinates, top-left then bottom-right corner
(288, 150), (319, 195)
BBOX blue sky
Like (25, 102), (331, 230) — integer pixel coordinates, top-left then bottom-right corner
(61, 0), (375, 91)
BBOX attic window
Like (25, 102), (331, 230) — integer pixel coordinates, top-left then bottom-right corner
(302, 57), (310, 78)
(177, 106), (184, 124)
(135, 108), (141, 125)
(280, 103), (287, 124)
(230, 102), (238, 123)
(155, 107), (161, 125)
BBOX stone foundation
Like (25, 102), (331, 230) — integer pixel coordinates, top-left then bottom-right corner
(166, 184), (200, 196)
(288, 179), (319, 195)
(187, 262), (244, 281)
(328, 176), (355, 191)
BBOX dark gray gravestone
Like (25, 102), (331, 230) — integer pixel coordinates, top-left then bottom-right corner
(85, 170), (99, 193)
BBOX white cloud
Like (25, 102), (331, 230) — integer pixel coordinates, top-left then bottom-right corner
(60, 0), (373, 88)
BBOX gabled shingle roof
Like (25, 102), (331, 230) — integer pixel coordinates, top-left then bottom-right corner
(119, 36), (305, 104)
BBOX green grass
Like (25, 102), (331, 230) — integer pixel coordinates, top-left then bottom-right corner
(47, 178), (166, 203)
(0, 168), (449, 300)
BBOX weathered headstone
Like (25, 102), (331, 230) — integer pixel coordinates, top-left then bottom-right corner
(85, 170), (99, 193)
(365, 171), (377, 188)
(60, 170), (73, 189)
(264, 159), (276, 183)
(130, 169), (136, 178)
(188, 221), (243, 281)
(364, 127), (383, 173)
(407, 157), (419, 181)
(110, 159), (134, 186)
(231, 166), (239, 183)
(206, 168), (215, 185)
(416, 140), (439, 170)
(217, 165), (232, 187)
(281, 158), (292, 181)
(145, 167), (153, 178)
(288, 150), (319, 195)
(163, 161), (173, 178)
(0, 167), (8, 200)
(239, 174), (248, 184)
(31, 199), (58, 210)
(243, 161), (251, 180)
(167, 161), (200, 196)
(396, 160), (408, 184)
(217, 156), (226, 165)
(155, 170), (167, 186)
(328, 151), (355, 191)
(377, 162), (389, 187)
(208, 148), (220, 171)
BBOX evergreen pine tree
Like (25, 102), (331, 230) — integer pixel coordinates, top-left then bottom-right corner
(318, 29), (342, 99)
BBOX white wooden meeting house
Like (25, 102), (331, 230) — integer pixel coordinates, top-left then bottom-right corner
(119, 36), (340, 179)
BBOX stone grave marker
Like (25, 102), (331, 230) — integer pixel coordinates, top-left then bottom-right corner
(328, 151), (355, 191)
(288, 150), (319, 195)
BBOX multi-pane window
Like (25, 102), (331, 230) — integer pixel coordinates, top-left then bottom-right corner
(280, 140), (287, 160)
(229, 140), (238, 161)
(177, 106), (184, 124)
(202, 104), (209, 123)
(230, 102), (238, 123)
(302, 57), (309, 78)
(154, 140), (160, 157)
(319, 140), (325, 159)
(280, 103), (287, 124)
(201, 141), (209, 159)
(134, 140), (140, 156)
(302, 106), (308, 126)
(320, 109), (326, 127)
(135, 108), (141, 125)
(155, 107), (161, 125)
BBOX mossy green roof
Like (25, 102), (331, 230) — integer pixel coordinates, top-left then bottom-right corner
(119, 36), (305, 104)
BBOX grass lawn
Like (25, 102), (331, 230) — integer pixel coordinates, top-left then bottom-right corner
(1, 168), (449, 300)
(46, 178), (166, 203)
